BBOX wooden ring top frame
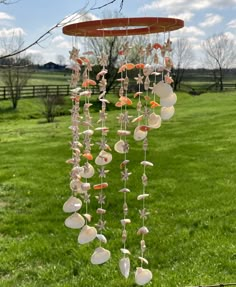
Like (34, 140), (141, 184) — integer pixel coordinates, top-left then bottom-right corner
(62, 17), (184, 37)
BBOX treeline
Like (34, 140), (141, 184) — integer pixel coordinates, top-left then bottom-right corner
(181, 68), (236, 82)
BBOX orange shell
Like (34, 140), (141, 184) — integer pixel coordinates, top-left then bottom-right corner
(80, 57), (90, 63)
(153, 43), (162, 49)
(82, 79), (97, 87)
(134, 91), (143, 98)
(150, 101), (161, 108)
(82, 153), (93, 160)
(120, 96), (132, 105)
(76, 58), (83, 65)
(118, 64), (126, 73)
(115, 101), (125, 107)
(125, 63), (135, 70)
(93, 183), (108, 190)
(139, 125), (151, 132)
(136, 63), (145, 69)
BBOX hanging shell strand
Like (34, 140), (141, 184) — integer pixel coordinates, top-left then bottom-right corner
(116, 41), (134, 279)
(64, 34), (178, 285)
(92, 50), (111, 265)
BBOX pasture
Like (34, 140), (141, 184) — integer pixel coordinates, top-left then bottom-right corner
(0, 89), (236, 287)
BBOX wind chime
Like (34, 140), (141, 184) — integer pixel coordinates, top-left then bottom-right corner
(62, 17), (184, 285)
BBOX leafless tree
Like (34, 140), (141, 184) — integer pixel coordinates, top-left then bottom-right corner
(0, 35), (34, 109)
(202, 33), (236, 91)
(0, 0), (16, 3)
(56, 55), (66, 66)
(86, 11), (128, 94)
(172, 38), (194, 91)
(41, 90), (65, 123)
(0, 0), (125, 61)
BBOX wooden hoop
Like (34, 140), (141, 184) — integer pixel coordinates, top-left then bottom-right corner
(62, 17), (184, 37)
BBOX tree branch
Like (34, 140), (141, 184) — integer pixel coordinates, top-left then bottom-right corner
(91, 0), (124, 12)
(0, 1), (91, 60)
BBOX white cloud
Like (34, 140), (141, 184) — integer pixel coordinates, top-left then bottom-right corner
(0, 12), (14, 21)
(0, 27), (26, 38)
(51, 35), (71, 49)
(224, 31), (236, 41)
(200, 13), (223, 27)
(52, 35), (65, 43)
(168, 12), (194, 22)
(141, 0), (236, 14)
(57, 41), (71, 49)
(174, 26), (205, 37)
(227, 19), (236, 29)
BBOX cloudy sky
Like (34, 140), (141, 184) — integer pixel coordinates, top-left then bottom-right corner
(0, 0), (235, 66)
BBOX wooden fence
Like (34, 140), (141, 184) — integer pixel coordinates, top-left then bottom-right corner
(0, 85), (71, 100)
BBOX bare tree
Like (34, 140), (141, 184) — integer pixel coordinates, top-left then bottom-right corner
(0, 0), (16, 3)
(172, 38), (194, 91)
(202, 33), (236, 91)
(0, 35), (34, 109)
(41, 90), (65, 123)
(56, 54), (66, 66)
(85, 11), (128, 94)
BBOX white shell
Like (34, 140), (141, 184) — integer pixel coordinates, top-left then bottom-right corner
(91, 247), (111, 265)
(64, 213), (85, 229)
(160, 93), (177, 107)
(137, 226), (149, 235)
(134, 126), (147, 141)
(119, 257), (130, 279)
(137, 194), (150, 200)
(135, 267), (153, 286)
(119, 188), (130, 193)
(82, 129), (94, 136)
(148, 113), (162, 129)
(140, 161), (153, 167)
(70, 179), (82, 193)
(70, 87), (81, 93)
(81, 182), (91, 191)
(95, 127), (109, 132)
(114, 140), (126, 154)
(120, 248), (131, 255)
(63, 196), (82, 213)
(78, 225), (97, 244)
(95, 150), (112, 165)
(96, 208), (106, 214)
(96, 234), (107, 244)
(154, 81), (173, 98)
(83, 213), (92, 222)
(79, 163), (95, 179)
(161, 106), (175, 120)
(117, 130), (131, 136)
(138, 256), (149, 265)
(120, 219), (131, 226)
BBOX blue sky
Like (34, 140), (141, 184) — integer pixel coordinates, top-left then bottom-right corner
(0, 0), (235, 66)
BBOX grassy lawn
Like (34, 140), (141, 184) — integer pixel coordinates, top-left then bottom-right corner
(0, 91), (236, 287)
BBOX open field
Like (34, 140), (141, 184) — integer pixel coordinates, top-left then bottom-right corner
(0, 91), (236, 286)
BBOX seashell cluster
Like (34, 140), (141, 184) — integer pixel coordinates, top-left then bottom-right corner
(64, 47), (111, 266)
(115, 43), (134, 279)
(64, 36), (178, 285)
(92, 53), (111, 265)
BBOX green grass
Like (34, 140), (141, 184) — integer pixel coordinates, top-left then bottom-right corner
(0, 71), (69, 86)
(0, 91), (236, 287)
